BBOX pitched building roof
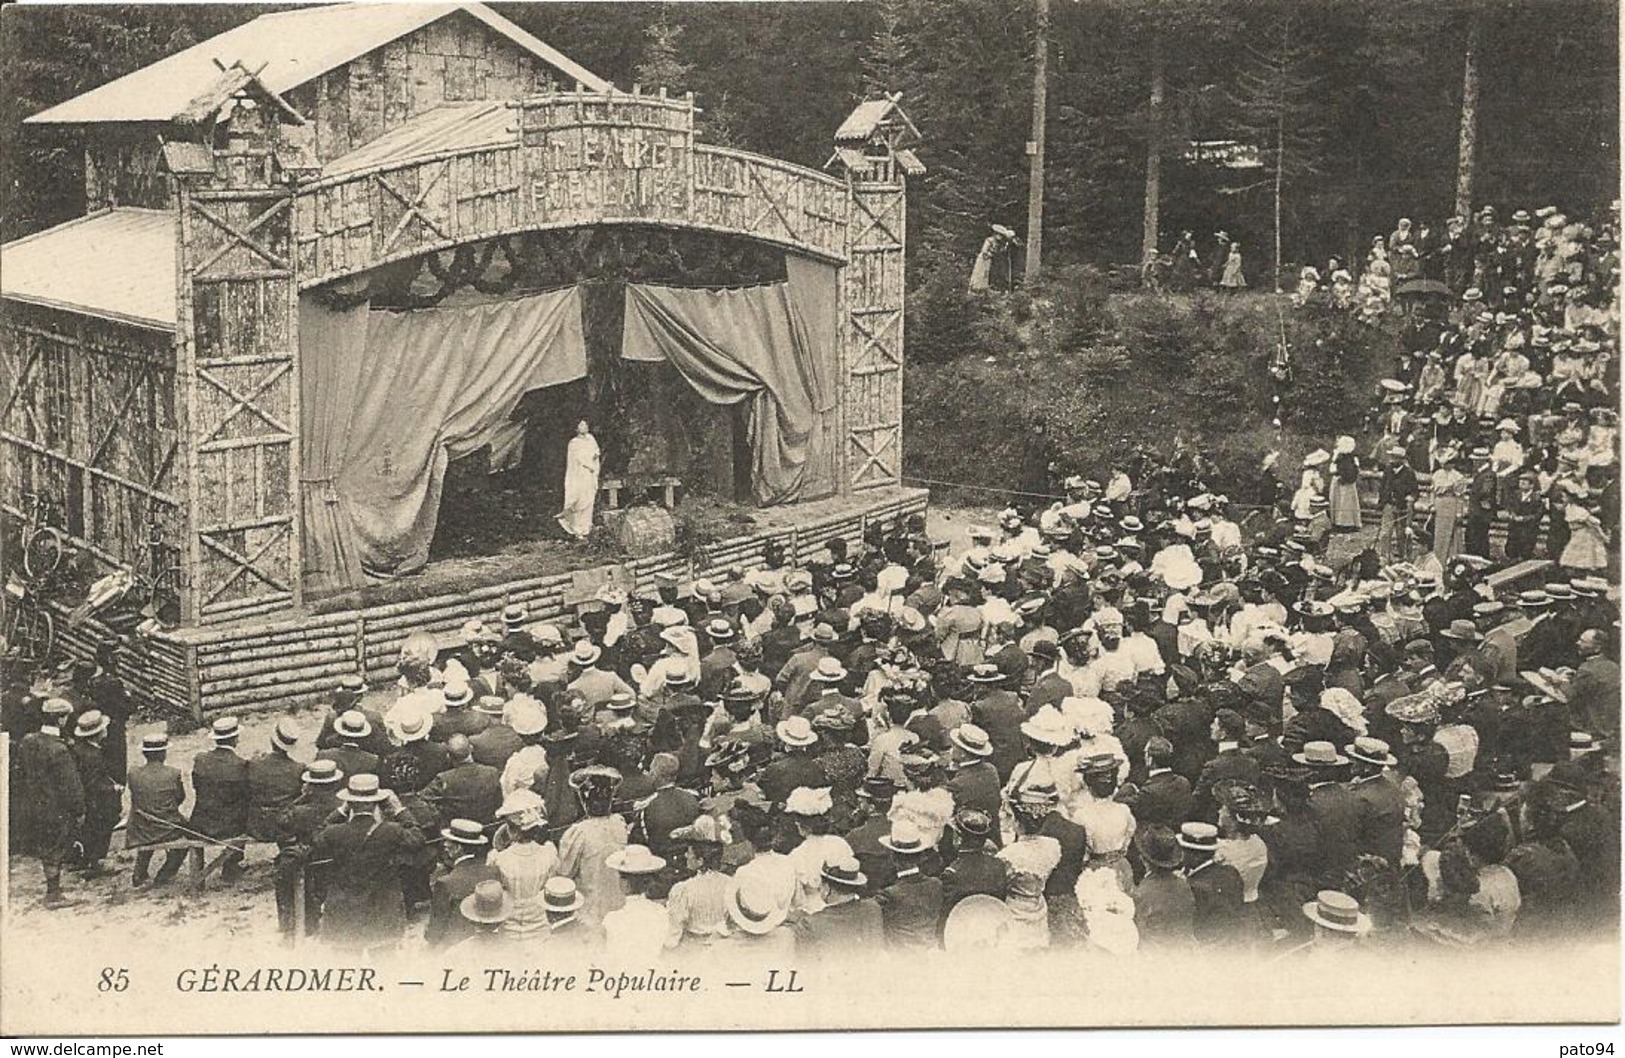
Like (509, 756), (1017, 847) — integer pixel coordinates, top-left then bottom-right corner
(27, 2), (609, 125)
(319, 100), (514, 178)
(1, 209), (178, 330)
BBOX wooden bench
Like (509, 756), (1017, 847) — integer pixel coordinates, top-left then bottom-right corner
(1486, 558), (1555, 591)
(135, 837), (277, 891)
(599, 478), (625, 510)
(647, 476), (683, 509)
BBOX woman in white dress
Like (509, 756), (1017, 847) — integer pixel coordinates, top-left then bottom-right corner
(486, 790), (558, 937)
(1063, 754), (1136, 895)
(557, 420), (600, 541)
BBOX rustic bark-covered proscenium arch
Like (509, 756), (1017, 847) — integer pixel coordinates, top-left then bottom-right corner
(6, 86), (918, 650)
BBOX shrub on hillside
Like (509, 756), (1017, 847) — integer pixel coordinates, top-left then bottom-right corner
(904, 290), (1393, 503)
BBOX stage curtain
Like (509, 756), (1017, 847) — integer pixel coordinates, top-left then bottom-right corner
(300, 287), (587, 591)
(620, 255), (839, 504)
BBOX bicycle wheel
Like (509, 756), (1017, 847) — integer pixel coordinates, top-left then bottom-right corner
(3, 602), (54, 666)
(23, 526), (66, 579)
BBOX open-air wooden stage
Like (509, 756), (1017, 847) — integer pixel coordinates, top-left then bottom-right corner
(54, 486), (928, 721)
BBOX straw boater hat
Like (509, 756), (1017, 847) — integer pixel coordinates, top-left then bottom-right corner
(570, 640), (602, 667)
(775, 715), (818, 748)
(211, 716), (241, 743)
(301, 759), (344, 785)
(337, 773), (389, 803)
(879, 820), (933, 856)
(966, 662), (1006, 685)
(140, 732), (170, 755)
(821, 856), (868, 891)
(1303, 889), (1371, 934)
(948, 723), (994, 758)
(1291, 740), (1349, 769)
(73, 710), (110, 740)
(38, 698), (71, 722)
(1176, 821), (1220, 853)
(809, 657), (848, 684)
(461, 879), (512, 925)
(725, 862), (791, 934)
(1346, 736), (1397, 768)
(475, 695), (507, 717)
(442, 681), (474, 709)
(542, 877), (583, 915)
(441, 818), (489, 848)
(606, 844), (667, 875)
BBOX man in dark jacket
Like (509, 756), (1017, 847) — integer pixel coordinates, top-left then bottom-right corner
(81, 645), (133, 784)
(1192, 710), (1261, 822)
(632, 752), (702, 855)
(792, 856), (885, 957)
(315, 676), (391, 759)
(967, 666), (1027, 782)
(1133, 737), (1194, 828)
(68, 709), (122, 876)
(127, 732), (191, 886)
(1299, 741), (1363, 886)
(425, 819), (499, 949)
(875, 821), (943, 950)
(381, 711), (453, 791)
(16, 698), (84, 907)
(311, 775), (427, 954)
(1179, 822), (1245, 946)
(193, 716), (252, 882)
(273, 759), (345, 937)
(1345, 737), (1405, 867)
(944, 725), (1002, 819)
(844, 778), (900, 892)
(316, 710), (382, 779)
(421, 735), (504, 827)
(467, 696), (525, 768)
(246, 718), (308, 842)
(939, 810), (1009, 913)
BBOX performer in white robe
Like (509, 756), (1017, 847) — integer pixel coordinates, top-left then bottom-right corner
(557, 420), (600, 541)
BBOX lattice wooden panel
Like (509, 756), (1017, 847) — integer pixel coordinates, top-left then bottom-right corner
(179, 184), (300, 623)
(844, 181), (906, 491)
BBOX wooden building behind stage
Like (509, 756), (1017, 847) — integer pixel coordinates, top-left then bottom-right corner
(1, 2), (923, 717)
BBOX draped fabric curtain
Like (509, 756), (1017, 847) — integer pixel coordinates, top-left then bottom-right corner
(300, 287), (587, 592)
(620, 255), (840, 504)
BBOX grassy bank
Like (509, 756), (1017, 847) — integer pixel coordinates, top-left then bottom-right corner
(903, 270), (1397, 506)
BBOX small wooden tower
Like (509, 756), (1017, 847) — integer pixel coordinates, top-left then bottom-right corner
(827, 94), (923, 492)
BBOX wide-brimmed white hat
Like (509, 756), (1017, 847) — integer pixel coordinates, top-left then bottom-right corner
(1302, 890), (1371, 934)
(775, 716), (818, 747)
(606, 844), (668, 875)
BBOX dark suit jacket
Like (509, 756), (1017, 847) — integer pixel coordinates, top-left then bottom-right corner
(316, 745), (380, 783)
(1039, 812), (1090, 898)
(191, 747), (250, 838)
(793, 896), (885, 956)
(430, 707), (490, 744)
(637, 786), (702, 853)
(1186, 860), (1246, 945)
(70, 740), (121, 828)
(1308, 781), (1364, 884)
(311, 811), (426, 946)
(1192, 749), (1261, 822)
(1348, 774), (1406, 867)
(758, 754), (827, 807)
(126, 761), (187, 846)
(1026, 671), (1074, 715)
(877, 870), (943, 949)
(1134, 770), (1194, 829)
(468, 723), (525, 768)
(845, 814), (897, 892)
(946, 760), (1002, 819)
(426, 855), (500, 948)
(940, 850), (1009, 911)
(422, 762), (504, 827)
(246, 750), (307, 841)
(971, 691), (1028, 782)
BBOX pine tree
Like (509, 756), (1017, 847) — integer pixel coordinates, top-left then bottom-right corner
(1224, 7), (1328, 291)
(860, 0), (910, 99)
(634, 18), (693, 93)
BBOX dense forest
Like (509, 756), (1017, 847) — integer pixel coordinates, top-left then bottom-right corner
(1, 0), (1619, 286)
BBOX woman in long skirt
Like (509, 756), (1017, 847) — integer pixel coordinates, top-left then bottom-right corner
(1329, 436), (1363, 531)
(1220, 244), (1247, 290)
(557, 420), (600, 541)
(1559, 501), (1609, 572)
(1430, 448), (1469, 563)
